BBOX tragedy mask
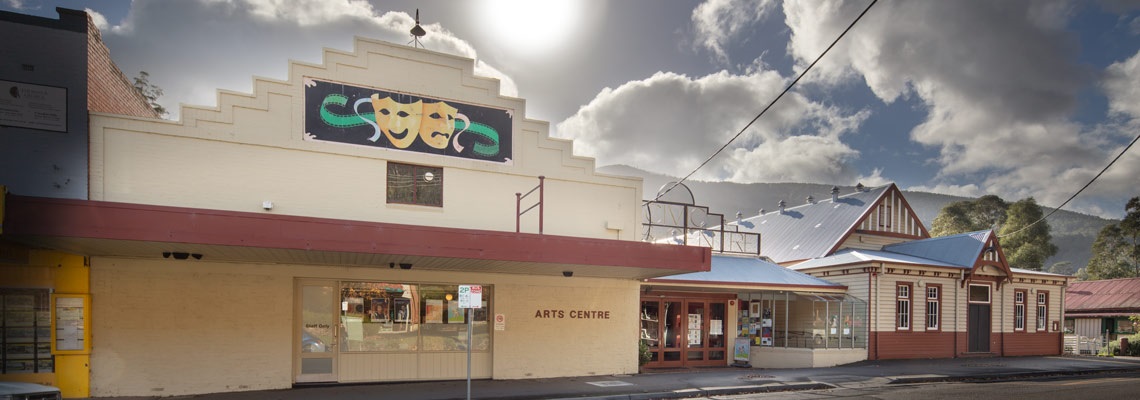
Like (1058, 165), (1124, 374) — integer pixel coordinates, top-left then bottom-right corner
(420, 101), (469, 149)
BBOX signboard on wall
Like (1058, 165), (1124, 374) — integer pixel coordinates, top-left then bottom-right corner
(304, 77), (513, 164)
(0, 80), (67, 132)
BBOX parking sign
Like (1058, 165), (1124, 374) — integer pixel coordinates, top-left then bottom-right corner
(458, 285), (482, 308)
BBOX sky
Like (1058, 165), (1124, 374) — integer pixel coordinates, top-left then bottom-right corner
(5, 0), (1140, 219)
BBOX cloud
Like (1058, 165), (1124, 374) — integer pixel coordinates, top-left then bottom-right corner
(555, 69), (870, 184)
(1104, 50), (1140, 118)
(96, 0), (516, 120)
(782, 0), (1138, 217)
(85, 8), (109, 31)
(691, 0), (777, 64)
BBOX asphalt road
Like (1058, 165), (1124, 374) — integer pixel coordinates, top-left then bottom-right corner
(705, 370), (1140, 400)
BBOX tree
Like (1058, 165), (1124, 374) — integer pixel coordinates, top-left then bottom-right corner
(930, 195), (1009, 237)
(998, 198), (1058, 271)
(1086, 197), (1140, 279)
(1087, 224), (1134, 279)
(132, 71), (167, 117)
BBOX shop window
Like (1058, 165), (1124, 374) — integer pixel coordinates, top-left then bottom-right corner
(1014, 290), (1026, 331)
(387, 162), (443, 207)
(896, 283), (911, 331)
(339, 282), (489, 352)
(1, 288), (53, 374)
(1036, 291), (1048, 332)
(926, 285), (940, 331)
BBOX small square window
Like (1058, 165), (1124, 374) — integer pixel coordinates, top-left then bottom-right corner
(387, 162), (443, 207)
(968, 285), (990, 303)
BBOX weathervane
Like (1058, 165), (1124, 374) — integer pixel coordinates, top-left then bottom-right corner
(409, 9), (426, 48)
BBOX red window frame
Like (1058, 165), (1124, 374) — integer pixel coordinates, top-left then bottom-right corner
(1014, 290), (1027, 331)
(925, 284), (941, 331)
(896, 282), (912, 331)
(1036, 291), (1049, 332)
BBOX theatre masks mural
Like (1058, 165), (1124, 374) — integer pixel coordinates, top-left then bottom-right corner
(304, 78), (513, 164)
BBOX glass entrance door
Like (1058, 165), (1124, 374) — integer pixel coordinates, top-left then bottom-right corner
(640, 297), (728, 368)
(296, 280), (338, 383)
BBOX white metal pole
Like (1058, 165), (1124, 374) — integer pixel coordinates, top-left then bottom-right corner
(467, 307), (473, 400)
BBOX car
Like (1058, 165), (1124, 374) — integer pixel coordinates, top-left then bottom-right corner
(0, 381), (61, 400)
(302, 330), (327, 353)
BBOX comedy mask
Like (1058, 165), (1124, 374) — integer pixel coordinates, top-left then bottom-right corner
(420, 101), (469, 149)
(371, 94), (422, 149)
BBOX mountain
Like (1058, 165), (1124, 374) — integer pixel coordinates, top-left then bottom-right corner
(598, 165), (1116, 276)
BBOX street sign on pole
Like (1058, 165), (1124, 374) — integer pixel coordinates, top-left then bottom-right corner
(458, 284), (482, 400)
(458, 285), (482, 308)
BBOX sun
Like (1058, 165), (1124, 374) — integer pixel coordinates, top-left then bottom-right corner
(478, 0), (581, 57)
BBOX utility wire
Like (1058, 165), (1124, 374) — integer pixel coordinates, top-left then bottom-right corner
(999, 130), (1140, 239)
(650, 0), (878, 203)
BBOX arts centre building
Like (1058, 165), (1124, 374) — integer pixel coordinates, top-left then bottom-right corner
(0, 8), (1071, 398)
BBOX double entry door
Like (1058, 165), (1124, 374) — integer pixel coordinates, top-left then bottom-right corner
(640, 297), (727, 368)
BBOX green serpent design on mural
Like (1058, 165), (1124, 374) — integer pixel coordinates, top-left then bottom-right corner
(319, 93), (500, 157)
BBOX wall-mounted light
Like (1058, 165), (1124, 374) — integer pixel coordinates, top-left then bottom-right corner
(562, 271), (573, 277)
(262, 201), (274, 210)
(399, 263), (413, 270)
(445, 293), (453, 301)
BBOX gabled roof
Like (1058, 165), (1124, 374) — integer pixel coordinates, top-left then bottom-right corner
(883, 230), (993, 268)
(647, 255), (844, 290)
(789, 248), (961, 271)
(1066, 278), (1140, 313)
(734, 184), (891, 264)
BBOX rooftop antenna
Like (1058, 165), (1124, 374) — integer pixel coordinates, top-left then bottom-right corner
(409, 9), (426, 48)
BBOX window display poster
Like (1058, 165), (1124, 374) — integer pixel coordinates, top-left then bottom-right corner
(446, 300), (465, 323)
(734, 337), (751, 362)
(710, 319), (723, 335)
(688, 314), (701, 330)
(425, 299), (444, 323)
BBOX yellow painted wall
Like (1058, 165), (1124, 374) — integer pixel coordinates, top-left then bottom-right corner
(0, 248), (89, 398)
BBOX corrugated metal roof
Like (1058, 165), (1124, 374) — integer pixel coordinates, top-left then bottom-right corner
(650, 255), (843, 287)
(1009, 267), (1069, 278)
(788, 248), (962, 270)
(732, 185), (890, 263)
(1065, 277), (1140, 312)
(882, 230), (991, 267)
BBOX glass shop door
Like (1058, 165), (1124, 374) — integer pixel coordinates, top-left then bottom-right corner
(296, 280), (339, 383)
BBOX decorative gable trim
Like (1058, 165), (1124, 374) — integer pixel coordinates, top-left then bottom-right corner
(827, 184), (930, 256)
(962, 232), (1013, 289)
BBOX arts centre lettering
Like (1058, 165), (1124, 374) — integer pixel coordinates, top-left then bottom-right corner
(534, 309), (611, 319)
(303, 77), (513, 164)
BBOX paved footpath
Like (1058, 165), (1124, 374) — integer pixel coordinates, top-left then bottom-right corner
(86, 356), (1140, 400)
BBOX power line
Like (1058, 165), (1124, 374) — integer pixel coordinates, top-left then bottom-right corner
(999, 130), (1140, 239)
(650, 0), (878, 203)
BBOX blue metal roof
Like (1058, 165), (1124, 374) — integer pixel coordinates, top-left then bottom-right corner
(651, 255), (843, 287)
(788, 248), (962, 270)
(730, 184), (890, 263)
(882, 230), (992, 268)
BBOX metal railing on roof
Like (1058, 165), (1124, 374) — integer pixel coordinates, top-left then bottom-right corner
(642, 199), (760, 256)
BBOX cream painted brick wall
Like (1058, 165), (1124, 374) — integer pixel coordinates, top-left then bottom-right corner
(493, 278), (640, 379)
(90, 258), (293, 397)
(88, 38), (645, 240)
(90, 257), (644, 395)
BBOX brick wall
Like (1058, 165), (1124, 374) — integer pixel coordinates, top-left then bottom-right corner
(86, 13), (158, 118)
